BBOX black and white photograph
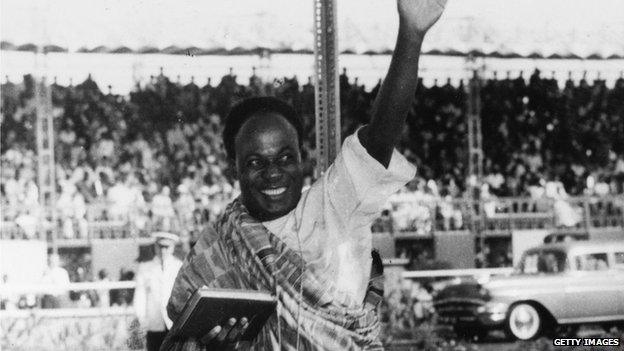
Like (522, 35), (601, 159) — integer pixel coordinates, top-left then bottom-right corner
(1, 0), (623, 350)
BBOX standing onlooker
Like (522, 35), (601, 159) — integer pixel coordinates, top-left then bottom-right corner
(96, 269), (111, 308)
(132, 232), (182, 351)
(41, 254), (71, 308)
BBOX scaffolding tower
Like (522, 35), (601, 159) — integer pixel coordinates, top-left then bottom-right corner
(467, 69), (484, 182)
(35, 77), (57, 253)
(31, 0), (57, 252)
(313, 0), (341, 176)
(465, 63), (485, 254)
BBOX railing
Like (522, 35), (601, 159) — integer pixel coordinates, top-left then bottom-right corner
(401, 268), (514, 280)
(384, 195), (624, 237)
(0, 281), (136, 295)
(1, 196), (623, 242)
(0, 201), (216, 242)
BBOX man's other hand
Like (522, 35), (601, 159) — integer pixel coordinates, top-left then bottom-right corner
(200, 317), (249, 350)
(397, 0), (447, 35)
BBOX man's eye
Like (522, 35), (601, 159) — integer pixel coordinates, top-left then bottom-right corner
(247, 159), (262, 168)
(278, 154), (293, 164)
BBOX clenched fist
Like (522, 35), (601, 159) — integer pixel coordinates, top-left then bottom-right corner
(397, 0), (447, 35)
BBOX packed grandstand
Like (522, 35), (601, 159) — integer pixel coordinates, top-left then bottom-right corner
(2, 68), (624, 242)
(1, 64), (624, 351)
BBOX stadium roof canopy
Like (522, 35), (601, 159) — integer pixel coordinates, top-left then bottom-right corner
(2, 0), (623, 59)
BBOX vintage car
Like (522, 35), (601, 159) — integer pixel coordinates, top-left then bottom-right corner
(433, 240), (624, 340)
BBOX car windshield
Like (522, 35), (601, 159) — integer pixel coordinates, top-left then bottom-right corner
(518, 250), (568, 274)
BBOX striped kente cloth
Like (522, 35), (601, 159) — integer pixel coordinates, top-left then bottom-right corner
(160, 198), (384, 351)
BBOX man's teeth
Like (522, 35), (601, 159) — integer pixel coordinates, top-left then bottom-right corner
(261, 187), (287, 196)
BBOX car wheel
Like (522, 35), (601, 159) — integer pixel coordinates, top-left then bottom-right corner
(506, 303), (542, 340)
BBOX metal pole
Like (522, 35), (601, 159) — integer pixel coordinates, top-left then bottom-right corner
(313, 0), (341, 177)
(35, 76), (57, 253)
(32, 0), (57, 253)
(465, 56), (485, 257)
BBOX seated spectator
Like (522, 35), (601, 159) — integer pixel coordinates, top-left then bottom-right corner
(481, 183), (498, 218)
(107, 175), (134, 221)
(14, 208), (39, 239)
(174, 184), (195, 230)
(151, 186), (175, 230)
(546, 177), (582, 227)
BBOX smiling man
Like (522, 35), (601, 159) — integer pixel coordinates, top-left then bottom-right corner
(224, 102), (305, 222)
(162, 1), (447, 350)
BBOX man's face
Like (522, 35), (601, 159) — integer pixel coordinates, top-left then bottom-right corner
(156, 242), (174, 259)
(234, 112), (303, 221)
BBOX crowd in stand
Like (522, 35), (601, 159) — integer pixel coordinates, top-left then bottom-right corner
(481, 70), (624, 197)
(1, 68), (624, 240)
(1, 67), (623, 314)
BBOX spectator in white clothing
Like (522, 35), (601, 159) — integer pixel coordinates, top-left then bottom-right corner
(41, 254), (71, 308)
(151, 186), (176, 230)
(133, 231), (183, 351)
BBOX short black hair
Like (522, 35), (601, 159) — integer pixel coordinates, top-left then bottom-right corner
(222, 97), (304, 160)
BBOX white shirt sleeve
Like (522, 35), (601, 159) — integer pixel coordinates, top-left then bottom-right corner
(263, 130), (416, 303)
(323, 130), (416, 227)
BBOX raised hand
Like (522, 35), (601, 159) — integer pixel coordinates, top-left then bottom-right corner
(397, 0), (447, 35)
(360, 0), (448, 167)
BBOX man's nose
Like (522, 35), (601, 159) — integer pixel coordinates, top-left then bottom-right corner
(263, 163), (283, 181)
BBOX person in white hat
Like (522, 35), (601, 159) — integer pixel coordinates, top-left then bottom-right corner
(133, 231), (183, 351)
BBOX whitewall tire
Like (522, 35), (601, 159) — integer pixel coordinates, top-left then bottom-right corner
(506, 303), (542, 340)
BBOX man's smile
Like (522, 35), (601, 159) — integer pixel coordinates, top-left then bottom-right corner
(234, 111), (304, 221)
(260, 187), (288, 196)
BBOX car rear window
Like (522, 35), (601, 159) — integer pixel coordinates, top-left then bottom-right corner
(575, 253), (609, 271)
(615, 252), (624, 269)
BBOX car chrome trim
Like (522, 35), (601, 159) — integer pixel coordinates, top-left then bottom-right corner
(558, 315), (624, 324)
(433, 297), (485, 306)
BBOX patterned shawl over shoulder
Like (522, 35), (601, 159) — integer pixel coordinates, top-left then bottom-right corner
(160, 199), (383, 351)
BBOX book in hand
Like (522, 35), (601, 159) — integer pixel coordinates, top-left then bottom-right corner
(170, 286), (277, 342)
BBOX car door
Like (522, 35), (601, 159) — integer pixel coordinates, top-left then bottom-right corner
(564, 252), (621, 322)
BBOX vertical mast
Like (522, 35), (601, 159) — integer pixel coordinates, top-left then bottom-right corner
(313, 0), (341, 176)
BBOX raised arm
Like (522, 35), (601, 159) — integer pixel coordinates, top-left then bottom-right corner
(358, 0), (447, 167)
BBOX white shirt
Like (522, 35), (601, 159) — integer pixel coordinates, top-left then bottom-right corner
(107, 183), (133, 213)
(152, 194), (176, 218)
(263, 132), (415, 304)
(134, 256), (183, 331)
(42, 266), (71, 296)
(42, 267), (71, 285)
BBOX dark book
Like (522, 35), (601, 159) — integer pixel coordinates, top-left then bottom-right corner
(170, 286), (277, 341)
